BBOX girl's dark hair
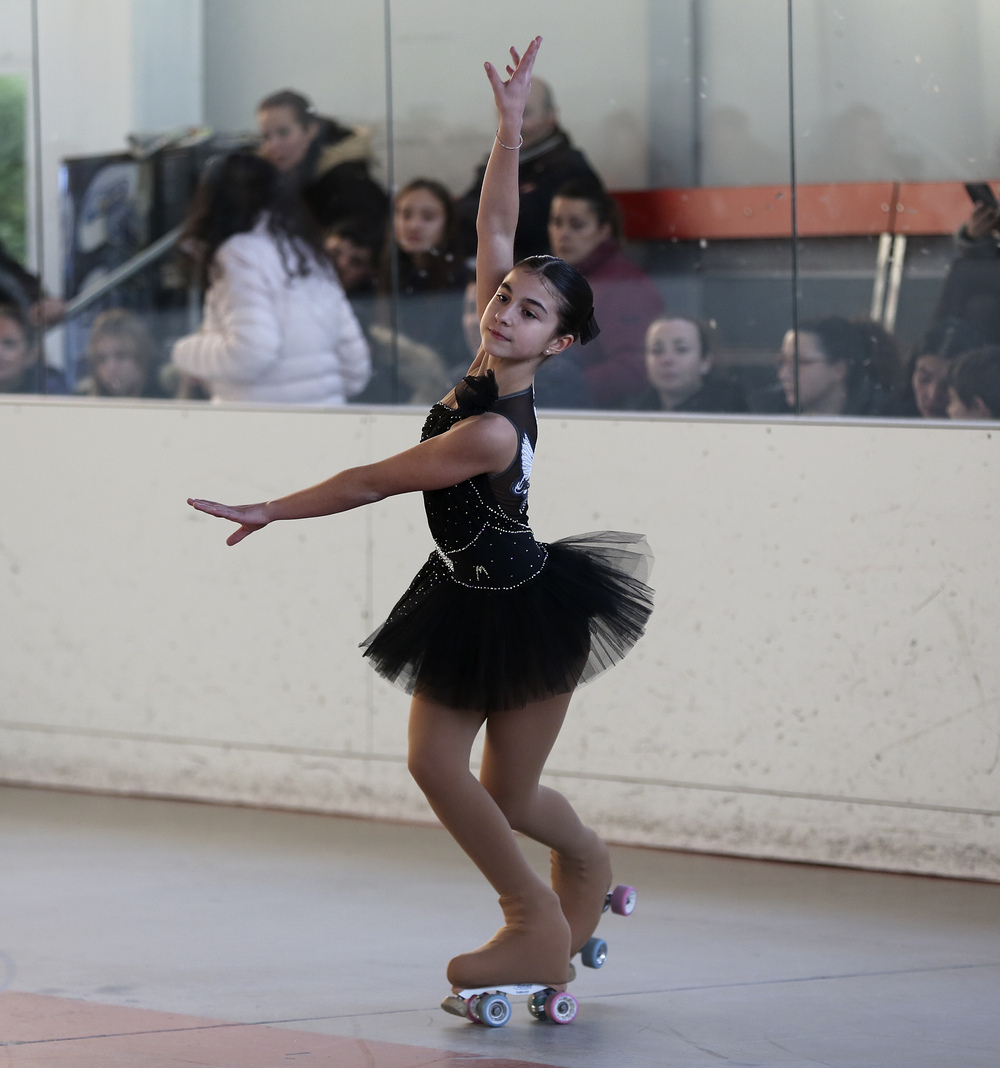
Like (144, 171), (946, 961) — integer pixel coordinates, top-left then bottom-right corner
(517, 255), (596, 341)
(949, 345), (1000, 416)
(649, 314), (714, 358)
(256, 89), (354, 176)
(257, 89), (317, 128)
(799, 316), (900, 395)
(551, 177), (622, 242)
(0, 302), (29, 335)
(395, 179), (457, 248)
(179, 151), (330, 287)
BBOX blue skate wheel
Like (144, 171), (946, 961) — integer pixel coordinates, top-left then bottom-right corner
(544, 991), (578, 1024)
(477, 992), (512, 1027)
(580, 936), (608, 969)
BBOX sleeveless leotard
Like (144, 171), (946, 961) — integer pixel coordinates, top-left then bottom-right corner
(361, 371), (653, 712)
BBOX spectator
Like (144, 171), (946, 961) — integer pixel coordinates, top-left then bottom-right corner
(0, 303), (66, 394)
(624, 316), (749, 414)
(548, 178), (664, 408)
(933, 197), (1000, 344)
(325, 218), (381, 305)
(366, 178), (464, 402)
(753, 317), (899, 416)
(456, 77), (601, 260)
(884, 318), (984, 418)
(256, 89), (389, 236)
(171, 151), (371, 405)
(76, 309), (168, 399)
(947, 345), (1000, 420)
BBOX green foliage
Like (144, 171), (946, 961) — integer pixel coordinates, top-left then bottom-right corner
(0, 75), (28, 262)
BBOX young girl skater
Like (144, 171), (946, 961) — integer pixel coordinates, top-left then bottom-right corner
(188, 37), (653, 995)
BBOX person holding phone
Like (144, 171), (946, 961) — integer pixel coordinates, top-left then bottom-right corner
(933, 181), (1000, 344)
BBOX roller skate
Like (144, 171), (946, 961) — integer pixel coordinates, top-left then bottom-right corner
(441, 890), (575, 1027)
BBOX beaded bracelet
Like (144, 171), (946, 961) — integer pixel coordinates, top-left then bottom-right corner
(496, 129), (524, 150)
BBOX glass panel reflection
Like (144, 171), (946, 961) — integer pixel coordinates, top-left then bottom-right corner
(790, 0), (1000, 420)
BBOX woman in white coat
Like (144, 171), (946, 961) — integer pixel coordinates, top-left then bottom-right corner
(172, 152), (371, 405)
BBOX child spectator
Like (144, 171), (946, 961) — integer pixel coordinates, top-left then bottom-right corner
(947, 345), (1000, 420)
(171, 151), (371, 406)
(78, 310), (167, 398)
(0, 303), (66, 394)
(369, 178), (466, 400)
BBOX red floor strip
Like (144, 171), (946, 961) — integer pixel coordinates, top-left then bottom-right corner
(0, 992), (562, 1067)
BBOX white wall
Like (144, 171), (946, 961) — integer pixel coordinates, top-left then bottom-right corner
(1, 398), (996, 881)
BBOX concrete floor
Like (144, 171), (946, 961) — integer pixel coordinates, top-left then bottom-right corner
(0, 785), (997, 1067)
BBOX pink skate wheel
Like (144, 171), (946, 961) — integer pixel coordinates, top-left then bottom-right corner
(544, 991), (578, 1024)
(610, 884), (637, 915)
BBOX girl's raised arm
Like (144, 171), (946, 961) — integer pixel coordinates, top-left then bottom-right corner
(475, 37), (542, 319)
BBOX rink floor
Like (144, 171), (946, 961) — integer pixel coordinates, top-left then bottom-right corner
(1, 784), (998, 1067)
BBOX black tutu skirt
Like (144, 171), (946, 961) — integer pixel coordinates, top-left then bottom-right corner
(360, 531), (654, 713)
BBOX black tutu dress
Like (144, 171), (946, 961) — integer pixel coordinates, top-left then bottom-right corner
(361, 371), (654, 713)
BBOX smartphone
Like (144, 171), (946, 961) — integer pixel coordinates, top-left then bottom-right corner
(964, 182), (999, 210)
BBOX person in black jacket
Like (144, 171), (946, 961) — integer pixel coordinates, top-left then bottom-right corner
(256, 89), (389, 237)
(455, 78), (601, 261)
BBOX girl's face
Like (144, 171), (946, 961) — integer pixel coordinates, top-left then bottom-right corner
(777, 329), (847, 413)
(645, 319), (710, 406)
(481, 267), (572, 361)
(257, 106), (317, 172)
(0, 314), (30, 389)
(548, 196), (611, 266)
(911, 353), (951, 418)
(394, 187), (448, 255)
(90, 335), (144, 397)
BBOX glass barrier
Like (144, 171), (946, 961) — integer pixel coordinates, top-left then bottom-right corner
(2, 0), (997, 419)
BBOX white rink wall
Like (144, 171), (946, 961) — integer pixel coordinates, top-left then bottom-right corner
(1, 398), (997, 881)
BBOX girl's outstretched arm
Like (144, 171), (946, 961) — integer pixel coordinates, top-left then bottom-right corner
(188, 410), (519, 546)
(476, 36), (542, 318)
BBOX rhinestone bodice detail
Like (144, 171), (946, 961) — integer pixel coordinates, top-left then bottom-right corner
(420, 376), (548, 591)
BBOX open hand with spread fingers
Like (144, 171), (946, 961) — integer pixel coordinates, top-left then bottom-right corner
(484, 36), (542, 136)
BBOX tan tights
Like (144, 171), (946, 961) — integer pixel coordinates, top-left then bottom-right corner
(408, 690), (609, 988)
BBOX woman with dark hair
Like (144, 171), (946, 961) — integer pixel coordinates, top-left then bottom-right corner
(947, 345), (1000, 419)
(171, 151), (371, 405)
(756, 316), (899, 416)
(256, 88), (388, 234)
(548, 177), (664, 407)
(188, 39), (652, 1008)
(885, 318), (984, 418)
(363, 177), (469, 402)
(625, 315), (749, 414)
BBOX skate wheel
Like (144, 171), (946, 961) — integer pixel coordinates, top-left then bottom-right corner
(466, 995), (482, 1023)
(476, 992), (512, 1027)
(610, 884), (637, 916)
(544, 991), (578, 1024)
(527, 990), (549, 1019)
(580, 936), (608, 969)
